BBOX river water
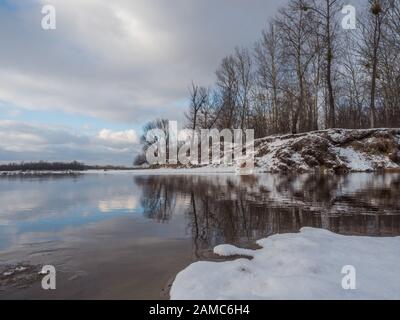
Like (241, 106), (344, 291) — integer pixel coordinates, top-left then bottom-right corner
(0, 172), (399, 299)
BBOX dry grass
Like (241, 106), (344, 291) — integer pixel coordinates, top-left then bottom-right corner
(351, 137), (398, 156)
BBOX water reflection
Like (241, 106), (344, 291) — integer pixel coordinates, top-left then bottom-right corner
(136, 173), (400, 254)
(98, 196), (139, 213)
(1, 173), (400, 299)
(0, 175), (142, 250)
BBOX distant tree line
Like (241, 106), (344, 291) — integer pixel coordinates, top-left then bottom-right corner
(0, 161), (136, 171)
(0, 161), (86, 171)
(185, 0), (400, 137)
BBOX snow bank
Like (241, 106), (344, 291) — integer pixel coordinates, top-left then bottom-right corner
(253, 129), (400, 173)
(130, 128), (400, 174)
(171, 228), (400, 300)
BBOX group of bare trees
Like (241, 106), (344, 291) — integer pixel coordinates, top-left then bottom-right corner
(186, 0), (400, 138)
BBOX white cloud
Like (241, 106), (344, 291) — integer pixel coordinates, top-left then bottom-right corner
(0, 120), (140, 165)
(97, 129), (139, 147)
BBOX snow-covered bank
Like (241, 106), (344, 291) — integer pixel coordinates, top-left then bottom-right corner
(133, 128), (400, 174)
(171, 228), (400, 300)
(252, 128), (400, 173)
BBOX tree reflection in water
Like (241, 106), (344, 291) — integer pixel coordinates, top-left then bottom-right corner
(135, 173), (400, 257)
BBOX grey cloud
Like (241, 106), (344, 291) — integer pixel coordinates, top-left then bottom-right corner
(0, 121), (140, 165)
(0, 0), (282, 124)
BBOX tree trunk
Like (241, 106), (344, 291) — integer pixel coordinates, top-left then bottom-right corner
(326, 1), (335, 128)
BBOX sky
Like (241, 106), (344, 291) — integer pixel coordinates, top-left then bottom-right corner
(0, 0), (284, 165)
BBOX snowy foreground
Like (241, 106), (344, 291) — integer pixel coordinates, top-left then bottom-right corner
(171, 228), (400, 300)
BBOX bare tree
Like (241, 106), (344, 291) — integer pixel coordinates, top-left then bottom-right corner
(359, 0), (392, 128)
(185, 82), (208, 130)
(234, 47), (253, 130)
(255, 22), (283, 133)
(303, 0), (341, 129)
(140, 118), (171, 162)
(216, 55), (239, 129)
(276, 0), (318, 133)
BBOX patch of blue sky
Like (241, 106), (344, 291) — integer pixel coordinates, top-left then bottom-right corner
(0, 0), (38, 12)
(0, 0), (17, 11)
(0, 101), (143, 134)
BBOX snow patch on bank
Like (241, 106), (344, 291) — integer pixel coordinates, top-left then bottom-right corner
(213, 244), (255, 257)
(252, 129), (400, 173)
(333, 147), (374, 172)
(171, 228), (400, 300)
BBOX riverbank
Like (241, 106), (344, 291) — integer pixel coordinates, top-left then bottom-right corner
(142, 128), (400, 174)
(171, 227), (400, 300)
(252, 128), (400, 173)
(1, 129), (399, 176)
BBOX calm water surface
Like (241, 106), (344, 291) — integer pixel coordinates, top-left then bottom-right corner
(0, 173), (400, 299)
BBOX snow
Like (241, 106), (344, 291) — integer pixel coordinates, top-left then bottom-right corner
(257, 129), (400, 173)
(334, 147), (374, 172)
(213, 244), (255, 257)
(15, 266), (27, 272)
(171, 228), (400, 300)
(2, 266), (28, 276)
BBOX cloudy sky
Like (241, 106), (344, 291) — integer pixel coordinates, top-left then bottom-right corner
(0, 0), (283, 165)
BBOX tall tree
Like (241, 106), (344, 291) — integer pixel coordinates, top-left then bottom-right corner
(234, 47), (253, 130)
(215, 55), (239, 129)
(360, 0), (391, 128)
(255, 22), (283, 133)
(276, 0), (317, 133)
(304, 0), (341, 129)
(186, 82), (208, 130)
